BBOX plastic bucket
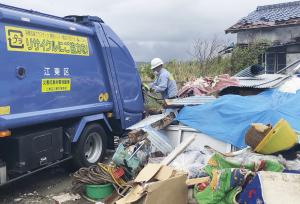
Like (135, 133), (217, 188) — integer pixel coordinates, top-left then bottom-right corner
(254, 119), (297, 154)
(85, 183), (114, 200)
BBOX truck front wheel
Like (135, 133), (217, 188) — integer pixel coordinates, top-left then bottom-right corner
(73, 123), (107, 168)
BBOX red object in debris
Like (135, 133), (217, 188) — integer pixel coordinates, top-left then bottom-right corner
(178, 74), (239, 97)
(113, 167), (125, 179)
(196, 182), (209, 191)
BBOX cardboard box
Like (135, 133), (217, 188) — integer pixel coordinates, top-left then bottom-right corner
(117, 164), (188, 204)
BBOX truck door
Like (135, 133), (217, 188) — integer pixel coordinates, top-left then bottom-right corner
(100, 24), (144, 128)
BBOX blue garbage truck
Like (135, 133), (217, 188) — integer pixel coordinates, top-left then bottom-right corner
(0, 4), (144, 185)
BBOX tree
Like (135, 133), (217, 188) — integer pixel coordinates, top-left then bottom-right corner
(189, 36), (225, 65)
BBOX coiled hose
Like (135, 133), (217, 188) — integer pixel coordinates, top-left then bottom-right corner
(72, 163), (128, 195)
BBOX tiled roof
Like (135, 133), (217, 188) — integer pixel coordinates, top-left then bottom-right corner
(226, 1), (300, 33)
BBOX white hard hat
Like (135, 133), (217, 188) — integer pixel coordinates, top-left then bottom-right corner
(151, 58), (163, 69)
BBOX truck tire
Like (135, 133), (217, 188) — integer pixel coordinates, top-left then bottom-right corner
(73, 123), (107, 168)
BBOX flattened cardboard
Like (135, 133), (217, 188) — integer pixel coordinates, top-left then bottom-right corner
(144, 174), (188, 204)
(154, 165), (174, 181)
(134, 164), (162, 183)
(117, 164), (188, 204)
(116, 185), (145, 204)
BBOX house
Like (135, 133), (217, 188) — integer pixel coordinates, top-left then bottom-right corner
(226, 1), (300, 73)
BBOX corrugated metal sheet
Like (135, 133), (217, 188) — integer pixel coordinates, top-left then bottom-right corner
(165, 96), (216, 107)
(234, 65), (264, 77)
(234, 74), (290, 88)
(235, 67), (256, 77)
(127, 111), (175, 130)
(142, 126), (173, 154)
(278, 59), (300, 74)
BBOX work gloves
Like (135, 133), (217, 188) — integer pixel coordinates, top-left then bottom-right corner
(142, 83), (154, 92)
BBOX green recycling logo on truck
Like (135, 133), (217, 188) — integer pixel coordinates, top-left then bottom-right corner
(5, 26), (89, 56)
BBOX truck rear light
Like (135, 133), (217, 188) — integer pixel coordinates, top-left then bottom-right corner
(0, 130), (11, 138)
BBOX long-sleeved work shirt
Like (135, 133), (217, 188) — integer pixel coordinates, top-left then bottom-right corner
(149, 68), (177, 99)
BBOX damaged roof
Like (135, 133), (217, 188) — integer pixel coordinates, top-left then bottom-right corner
(226, 1), (300, 33)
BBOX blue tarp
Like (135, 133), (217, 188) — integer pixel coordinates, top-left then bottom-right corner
(176, 89), (300, 148)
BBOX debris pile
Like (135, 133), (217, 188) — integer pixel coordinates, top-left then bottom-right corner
(72, 74), (300, 204)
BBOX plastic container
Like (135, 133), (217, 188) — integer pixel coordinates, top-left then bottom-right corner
(245, 123), (272, 149)
(254, 119), (297, 154)
(85, 183), (114, 200)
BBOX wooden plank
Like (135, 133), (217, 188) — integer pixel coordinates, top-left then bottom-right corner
(160, 135), (196, 165)
(186, 177), (210, 186)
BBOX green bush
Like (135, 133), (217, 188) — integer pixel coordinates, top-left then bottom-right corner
(230, 42), (268, 74)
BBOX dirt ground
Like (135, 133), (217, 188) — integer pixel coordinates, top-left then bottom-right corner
(0, 152), (114, 204)
(0, 164), (84, 204)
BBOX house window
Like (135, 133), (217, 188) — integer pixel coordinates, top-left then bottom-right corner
(266, 53), (276, 73)
(264, 52), (286, 73)
(277, 53), (286, 71)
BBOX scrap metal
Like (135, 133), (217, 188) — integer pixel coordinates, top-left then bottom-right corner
(234, 74), (290, 89)
(165, 96), (216, 107)
(234, 64), (264, 77)
(126, 111), (176, 152)
(127, 111), (176, 130)
(142, 126), (173, 154)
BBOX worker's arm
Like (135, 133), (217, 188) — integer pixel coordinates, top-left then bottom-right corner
(151, 73), (168, 93)
(148, 78), (157, 90)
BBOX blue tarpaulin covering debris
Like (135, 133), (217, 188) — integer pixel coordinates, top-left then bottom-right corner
(177, 89), (300, 148)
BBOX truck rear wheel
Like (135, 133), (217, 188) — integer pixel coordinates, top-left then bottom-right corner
(73, 123), (107, 168)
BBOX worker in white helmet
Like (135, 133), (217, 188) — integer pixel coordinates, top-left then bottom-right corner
(148, 58), (178, 99)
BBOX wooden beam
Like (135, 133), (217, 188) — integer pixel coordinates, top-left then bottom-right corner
(186, 177), (210, 186)
(161, 135), (196, 165)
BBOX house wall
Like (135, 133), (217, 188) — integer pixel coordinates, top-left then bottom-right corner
(287, 53), (300, 65)
(237, 25), (300, 44)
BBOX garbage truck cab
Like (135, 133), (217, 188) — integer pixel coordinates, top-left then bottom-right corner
(0, 4), (144, 185)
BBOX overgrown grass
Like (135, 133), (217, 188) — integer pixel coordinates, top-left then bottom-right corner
(139, 56), (232, 82)
(139, 42), (268, 82)
(139, 42), (268, 110)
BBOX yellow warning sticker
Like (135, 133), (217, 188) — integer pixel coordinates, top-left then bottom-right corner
(0, 106), (10, 115)
(99, 92), (109, 102)
(42, 78), (71, 93)
(5, 26), (89, 56)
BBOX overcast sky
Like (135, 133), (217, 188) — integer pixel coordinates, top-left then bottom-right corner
(4, 0), (294, 61)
